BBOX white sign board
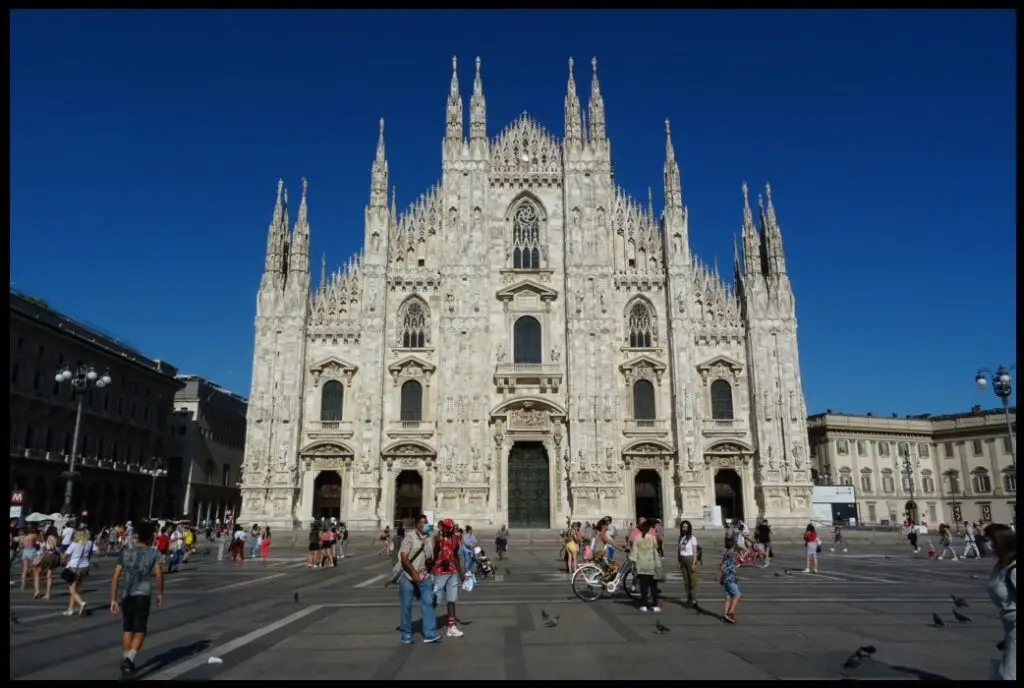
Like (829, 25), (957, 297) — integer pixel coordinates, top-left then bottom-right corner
(813, 486), (856, 504)
(10, 506), (23, 519)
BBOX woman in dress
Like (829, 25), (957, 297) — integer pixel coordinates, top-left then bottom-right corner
(260, 527), (272, 560)
(61, 528), (93, 616)
(984, 523), (1016, 681)
(802, 523), (819, 574)
(18, 526), (39, 592)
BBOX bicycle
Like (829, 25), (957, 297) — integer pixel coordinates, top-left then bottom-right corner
(733, 544), (770, 569)
(571, 559), (640, 602)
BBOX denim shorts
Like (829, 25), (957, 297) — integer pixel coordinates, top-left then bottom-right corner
(434, 572), (459, 603)
(724, 581), (741, 598)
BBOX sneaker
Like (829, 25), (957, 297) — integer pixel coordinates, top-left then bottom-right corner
(120, 658), (135, 679)
(652, 606), (662, 613)
(446, 626), (464, 638)
(638, 606), (649, 612)
(400, 637), (414, 645)
(423, 634), (442, 643)
(830, 548), (835, 553)
(725, 613), (737, 623)
(802, 568), (811, 573)
(843, 548), (848, 553)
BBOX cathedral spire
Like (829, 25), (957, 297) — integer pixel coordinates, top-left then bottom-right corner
(446, 56), (463, 143)
(663, 119), (682, 209)
(762, 182), (788, 276)
(262, 178), (288, 280)
(740, 182), (760, 276)
(588, 57), (606, 142)
(369, 118), (388, 209)
(288, 177), (310, 277)
(564, 57), (583, 149)
(390, 185), (398, 230)
(319, 252), (326, 292)
(469, 56), (486, 145)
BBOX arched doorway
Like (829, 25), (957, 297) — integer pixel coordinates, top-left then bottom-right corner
(634, 469), (663, 522)
(312, 472), (342, 521)
(904, 500), (920, 525)
(508, 442), (550, 528)
(714, 468), (744, 522)
(393, 471), (423, 527)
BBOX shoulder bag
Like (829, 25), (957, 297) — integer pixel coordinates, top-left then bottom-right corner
(386, 539), (428, 587)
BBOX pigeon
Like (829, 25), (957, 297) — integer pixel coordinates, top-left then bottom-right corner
(842, 654), (862, 669)
(951, 594), (969, 608)
(541, 609), (551, 621)
(294, 592), (300, 603)
(931, 613), (945, 628)
(970, 574), (980, 580)
(774, 572), (783, 577)
(859, 645), (877, 655)
(654, 621), (670, 634)
(544, 615), (560, 628)
(952, 609), (971, 624)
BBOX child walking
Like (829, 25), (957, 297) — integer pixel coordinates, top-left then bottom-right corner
(716, 546), (741, 623)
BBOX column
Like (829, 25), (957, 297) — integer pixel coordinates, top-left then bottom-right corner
(342, 461), (355, 519)
(660, 466), (673, 524)
(300, 468), (316, 523)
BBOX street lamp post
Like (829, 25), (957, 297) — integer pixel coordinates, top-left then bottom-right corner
(975, 365), (1017, 470)
(143, 457), (167, 519)
(55, 366), (112, 516)
(900, 448), (918, 524)
(822, 462), (833, 486)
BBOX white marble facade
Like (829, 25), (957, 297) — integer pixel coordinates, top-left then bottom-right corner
(239, 57), (814, 532)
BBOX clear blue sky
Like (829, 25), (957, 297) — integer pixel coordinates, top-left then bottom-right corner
(10, 10), (1016, 415)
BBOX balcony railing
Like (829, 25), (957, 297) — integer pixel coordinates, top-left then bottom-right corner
(309, 420), (355, 438)
(386, 420), (435, 438)
(622, 419), (669, 436)
(702, 418), (745, 434)
(10, 445), (148, 474)
(493, 363), (563, 393)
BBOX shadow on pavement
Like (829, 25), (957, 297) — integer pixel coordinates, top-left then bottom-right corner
(134, 639), (211, 679)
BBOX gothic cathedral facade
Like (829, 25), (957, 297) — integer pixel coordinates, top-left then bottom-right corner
(240, 58), (814, 532)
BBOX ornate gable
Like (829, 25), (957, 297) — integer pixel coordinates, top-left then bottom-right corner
(496, 278), (559, 309)
(619, 354), (667, 385)
(387, 355), (436, 386)
(696, 355), (743, 385)
(490, 114), (562, 185)
(309, 357), (359, 387)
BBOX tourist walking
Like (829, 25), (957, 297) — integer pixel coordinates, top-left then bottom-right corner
(678, 520), (700, 607)
(632, 520), (663, 612)
(755, 519), (773, 558)
(260, 527), (272, 560)
(495, 525), (509, 560)
(963, 521), (981, 559)
(983, 523), (1016, 681)
(831, 524), (847, 553)
(61, 526), (93, 617)
(431, 518), (466, 638)
(716, 541), (741, 623)
(397, 514), (440, 645)
(938, 523), (959, 560)
(803, 523), (820, 573)
(109, 521), (164, 679)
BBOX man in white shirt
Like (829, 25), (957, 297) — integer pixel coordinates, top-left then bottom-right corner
(60, 523), (75, 553)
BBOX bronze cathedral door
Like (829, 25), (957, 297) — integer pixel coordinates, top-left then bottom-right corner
(507, 442), (550, 529)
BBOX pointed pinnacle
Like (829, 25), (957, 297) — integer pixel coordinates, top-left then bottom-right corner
(765, 182), (774, 205)
(665, 118), (671, 136)
(301, 177), (308, 197)
(276, 178), (284, 200)
(741, 181), (749, 202)
(568, 56), (574, 71)
(452, 55), (457, 72)
(475, 56), (481, 73)
(591, 56), (598, 73)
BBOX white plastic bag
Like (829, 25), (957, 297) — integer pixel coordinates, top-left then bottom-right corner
(462, 573), (476, 592)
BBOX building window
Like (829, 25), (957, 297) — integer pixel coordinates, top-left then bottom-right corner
(809, 444), (817, 458)
(626, 301), (655, 348)
(320, 380), (344, 422)
(512, 316), (542, 364)
(222, 464), (231, 487)
(981, 504), (992, 522)
(97, 439), (105, 459)
(1003, 473), (1017, 492)
(836, 440), (849, 456)
(972, 471), (992, 494)
(204, 460), (216, 483)
(867, 503), (877, 522)
(400, 380), (423, 422)
(32, 370), (41, 390)
(860, 475), (872, 493)
(922, 476), (935, 493)
(857, 440), (867, 457)
(945, 471), (961, 494)
(23, 425), (34, 449)
(972, 440), (984, 456)
(1004, 437), (1014, 454)
(839, 475), (853, 487)
(901, 476), (913, 491)
(510, 199), (542, 269)
(877, 441), (890, 457)
(882, 475), (895, 493)
(43, 428), (53, 453)
(709, 380), (734, 420)
(943, 441), (954, 458)
(918, 443), (930, 458)
(632, 380), (656, 421)
(398, 298), (428, 348)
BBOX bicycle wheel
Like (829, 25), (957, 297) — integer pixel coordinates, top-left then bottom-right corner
(572, 564), (605, 602)
(621, 566), (641, 600)
(753, 551), (770, 569)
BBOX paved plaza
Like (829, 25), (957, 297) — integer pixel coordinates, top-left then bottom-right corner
(9, 539), (1005, 680)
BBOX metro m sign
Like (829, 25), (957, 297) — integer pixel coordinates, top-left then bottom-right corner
(10, 491), (24, 506)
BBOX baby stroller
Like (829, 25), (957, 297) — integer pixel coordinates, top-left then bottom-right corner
(474, 546), (496, 579)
